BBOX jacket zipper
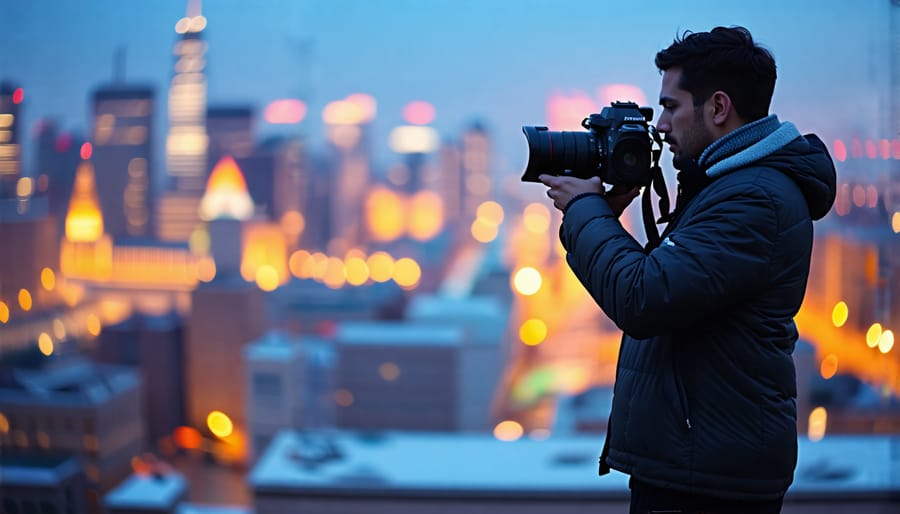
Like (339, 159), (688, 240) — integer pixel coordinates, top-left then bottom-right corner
(672, 361), (692, 430)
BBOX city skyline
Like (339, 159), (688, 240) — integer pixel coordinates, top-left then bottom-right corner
(0, 0), (892, 178)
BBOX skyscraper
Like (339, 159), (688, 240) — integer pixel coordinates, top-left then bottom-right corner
(157, 0), (208, 242)
(92, 85), (155, 239)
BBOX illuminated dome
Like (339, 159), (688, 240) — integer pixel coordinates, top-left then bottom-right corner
(65, 161), (104, 242)
(199, 155), (254, 221)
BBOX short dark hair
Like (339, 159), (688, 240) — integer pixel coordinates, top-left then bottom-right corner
(655, 26), (776, 122)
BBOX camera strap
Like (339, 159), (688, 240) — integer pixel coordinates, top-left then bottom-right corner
(641, 128), (671, 250)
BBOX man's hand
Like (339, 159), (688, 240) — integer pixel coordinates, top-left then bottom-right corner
(539, 174), (640, 217)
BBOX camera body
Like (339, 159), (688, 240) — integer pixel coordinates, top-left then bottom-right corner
(521, 101), (656, 187)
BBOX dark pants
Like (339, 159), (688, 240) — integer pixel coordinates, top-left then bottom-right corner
(629, 477), (784, 514)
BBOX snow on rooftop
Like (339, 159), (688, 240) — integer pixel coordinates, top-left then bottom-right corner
(336, 322), (464, 347)
(104, 472), (188, 509)
(249, 430), (900, 499)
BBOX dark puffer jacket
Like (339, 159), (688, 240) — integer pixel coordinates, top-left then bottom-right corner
(559, 123), (836, 500)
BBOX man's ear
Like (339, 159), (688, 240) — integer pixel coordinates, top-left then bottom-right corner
(709, 91), (733, 127)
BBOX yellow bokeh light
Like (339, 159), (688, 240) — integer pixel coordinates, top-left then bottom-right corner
(493, 420), (524, 442)
(366, 187), (405, 242)
(0, 412), (9, 434)
(892, 211), (900, 234)
(206, 410), (234, 438)
(379, 362), (401, 381)
(16, 177), (33, 197)
(519, 318), (548, 346)
(476, 201), (504, 226)
(512, 267), (542, 296)
(40, 268), (56, 291)
(866, 323), (882, 348)
(471, 218), (498, 243)
(831, 301), (848, 327)
(820, 354), (838, 379)
(311, 252), (330, 280)
(393, 258), (421, 289)
(879, 330), (895, 354)
(323, 257), (347, 289)
(408, 191), (444, 241)
(367, 252), (394, 283)
(38, 333), (54, 356)
(255, 265), (280, 292)
(345, 257), (370, 286)
(0, 301), (8, 323)
(86, 314), (102, 336)
(808, 406), (827, 442)
(18, 289), (32, 311)
(522, 203), (551, 233)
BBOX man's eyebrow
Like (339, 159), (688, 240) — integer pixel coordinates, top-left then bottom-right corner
(659, 96), (676, 105)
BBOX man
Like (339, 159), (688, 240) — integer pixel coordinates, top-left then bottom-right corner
(540, 26), (836, 513)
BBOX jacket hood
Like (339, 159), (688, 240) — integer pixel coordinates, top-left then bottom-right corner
(753, 133), (837, 220)
(699, 115), (836, 221)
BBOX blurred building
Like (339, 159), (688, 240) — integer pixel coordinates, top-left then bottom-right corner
(243, 331), (335, 460)
(460, 122), (493, 229)
(158, 2), (209, 243)
(103, 471), (187, 514)
(405, 293), (507, 431)
(0, 357), (145, 492)
(91, 85), (155, 239)
(0, 81), (23, 193)
(0, 454), (88, 514)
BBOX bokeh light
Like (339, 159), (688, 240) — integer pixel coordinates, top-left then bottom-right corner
(367, 252), (394, 282)
(831, 301), (848, 327)
(808, 406), (827, 442)
(0, 301), (9, 323)
(206, 410), (234, 438)
(820, 354), (838, 379)
(512, 267), (542, 296)
(471, 218), (499, 243)
(345, 256), (369, 286)
(879, 330), (895, 354)
(393, 257), (421, 289)
(86, 314), (102, 336)
(38, 333), (54, 356)
(40, 268), (56, 291)
(255, 265), (280, 292)
(866, 323), (882, 348)
(519, 318), (548, 346)
(493, 420), (524, 442)
(476, 201), (504, 226)
(379, 362), (401, 381)
(522, 203), (551, 233)
(18, 289), (32, 311)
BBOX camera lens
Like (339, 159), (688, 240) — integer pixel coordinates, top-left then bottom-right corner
(520, 126), (599, 182)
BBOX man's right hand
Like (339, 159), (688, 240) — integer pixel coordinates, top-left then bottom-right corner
(605, 185), (641, 218)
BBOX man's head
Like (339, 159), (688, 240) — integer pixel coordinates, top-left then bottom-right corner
(654, 26), (777, 162)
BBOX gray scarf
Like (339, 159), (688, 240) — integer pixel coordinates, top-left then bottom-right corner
(699, 114), (801, 178)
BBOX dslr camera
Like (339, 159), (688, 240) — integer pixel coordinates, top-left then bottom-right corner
(521, 101), (657, 187)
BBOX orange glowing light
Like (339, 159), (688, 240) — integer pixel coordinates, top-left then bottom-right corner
(65, 162), (104, 242)
(832, 139), (847, 162)
(523, 203), (551, 233)
(476, 201), (504, 225)
(379, 362), (401, 381)
(493, 420), (524, 442)
(402, 100), (436, 125)
(38, 333), (54, 356)
(392, 257), (421, 289)
(289, 250), (312, 279)
(264, 99), (307, 124)
(346, 93), (377, 121)
(200, 156), (254, 221)
(323, 257), (346, 289)
(808, 406), (827, 442)
(12, 88), (24, 104)
(367, 252), (394, 282)
(18, 289), (32, 311)
(471, 218), (498, 243)
(80, 142), (92, 160)
(86, 314), (101, 336)
(0, 301), (8, 323)
(206, 411), (234, 438)
(16, 177), (33, 197)
(520, 319), (548, 346)
(197, 256), (216, 282)
(512, 267), (542, 296)
(0, 413), (9, 434)
(366, 187), (405, 242)
(892, 212), (900, 234)
(255, 265), (280, 292)
(345, 257), (369, 286)
(335, 389), (354, 407)
(52, 319), (66, 340)
(280, 210), (305, 237)
(323, 94), (376, 125)
(831, 301), (848, 327)
(820, 354), (838, 379)
(408, 191), (444, 241)
(40, 268), (56, 291)
(173, 426), (203, 449)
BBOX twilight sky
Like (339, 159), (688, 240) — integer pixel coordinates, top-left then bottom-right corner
(0, 0), (892, 179)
